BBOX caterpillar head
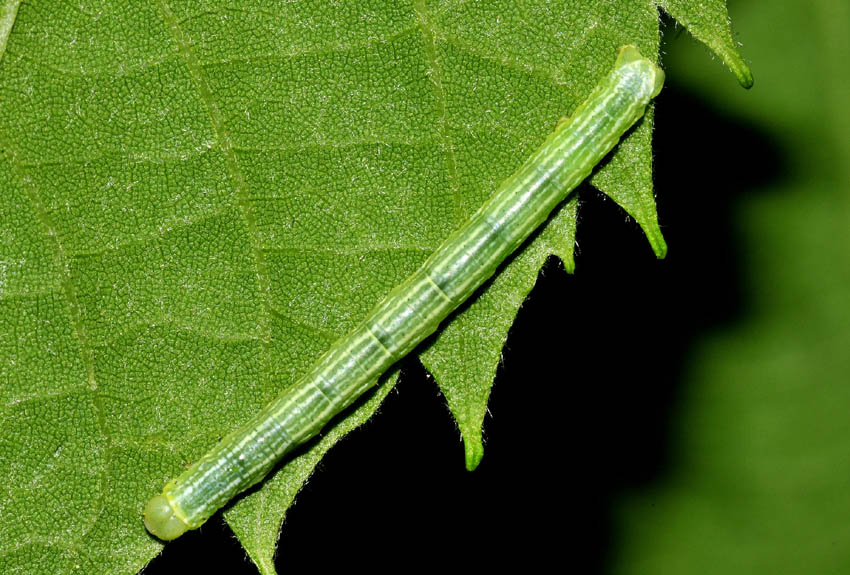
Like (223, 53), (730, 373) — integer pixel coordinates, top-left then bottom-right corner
(144, 494), (190, 541)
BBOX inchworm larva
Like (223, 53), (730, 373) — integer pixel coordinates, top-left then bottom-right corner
(144, 45), (664, 540)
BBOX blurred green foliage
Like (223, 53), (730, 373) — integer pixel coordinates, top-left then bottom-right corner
(614, 1), (850, 572)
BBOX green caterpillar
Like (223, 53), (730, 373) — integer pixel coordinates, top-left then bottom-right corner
(144, 45), (665, 541)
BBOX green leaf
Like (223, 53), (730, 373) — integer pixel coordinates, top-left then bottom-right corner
(0, 2), (748, 573)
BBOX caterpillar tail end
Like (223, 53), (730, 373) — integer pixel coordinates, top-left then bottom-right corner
(616, 45), (665, 99)
(616, 44), (644, 64)
(650, 64), (665, 99)
(144, 494), (190, 541)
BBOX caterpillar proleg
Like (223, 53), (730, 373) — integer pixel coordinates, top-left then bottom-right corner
(144, 45), (665, 541)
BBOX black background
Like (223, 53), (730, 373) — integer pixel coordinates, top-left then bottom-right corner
(145, 35), (776, 575)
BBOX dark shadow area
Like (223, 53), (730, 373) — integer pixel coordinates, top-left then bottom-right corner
(144, 51), (783, 575)
(491, 86), (780, 572)
(145, 513), (252, 573)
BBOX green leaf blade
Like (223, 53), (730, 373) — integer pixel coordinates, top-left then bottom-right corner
(0, 2), (749, 572)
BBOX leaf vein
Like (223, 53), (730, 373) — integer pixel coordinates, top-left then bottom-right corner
(0, 134), (111, 549)
(412, 0), (464, 225)
(155, 0), (275, 346)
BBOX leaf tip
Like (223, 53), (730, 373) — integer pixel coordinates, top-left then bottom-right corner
(737, 66), (754, 90)
(638, 219), (667, 259)
(658, 1), (753, 89)
(556, 250), (576, 275)
(464, 436), (484, 471)
(722, 47), (754, 89)
(650, 234), (668, 259)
